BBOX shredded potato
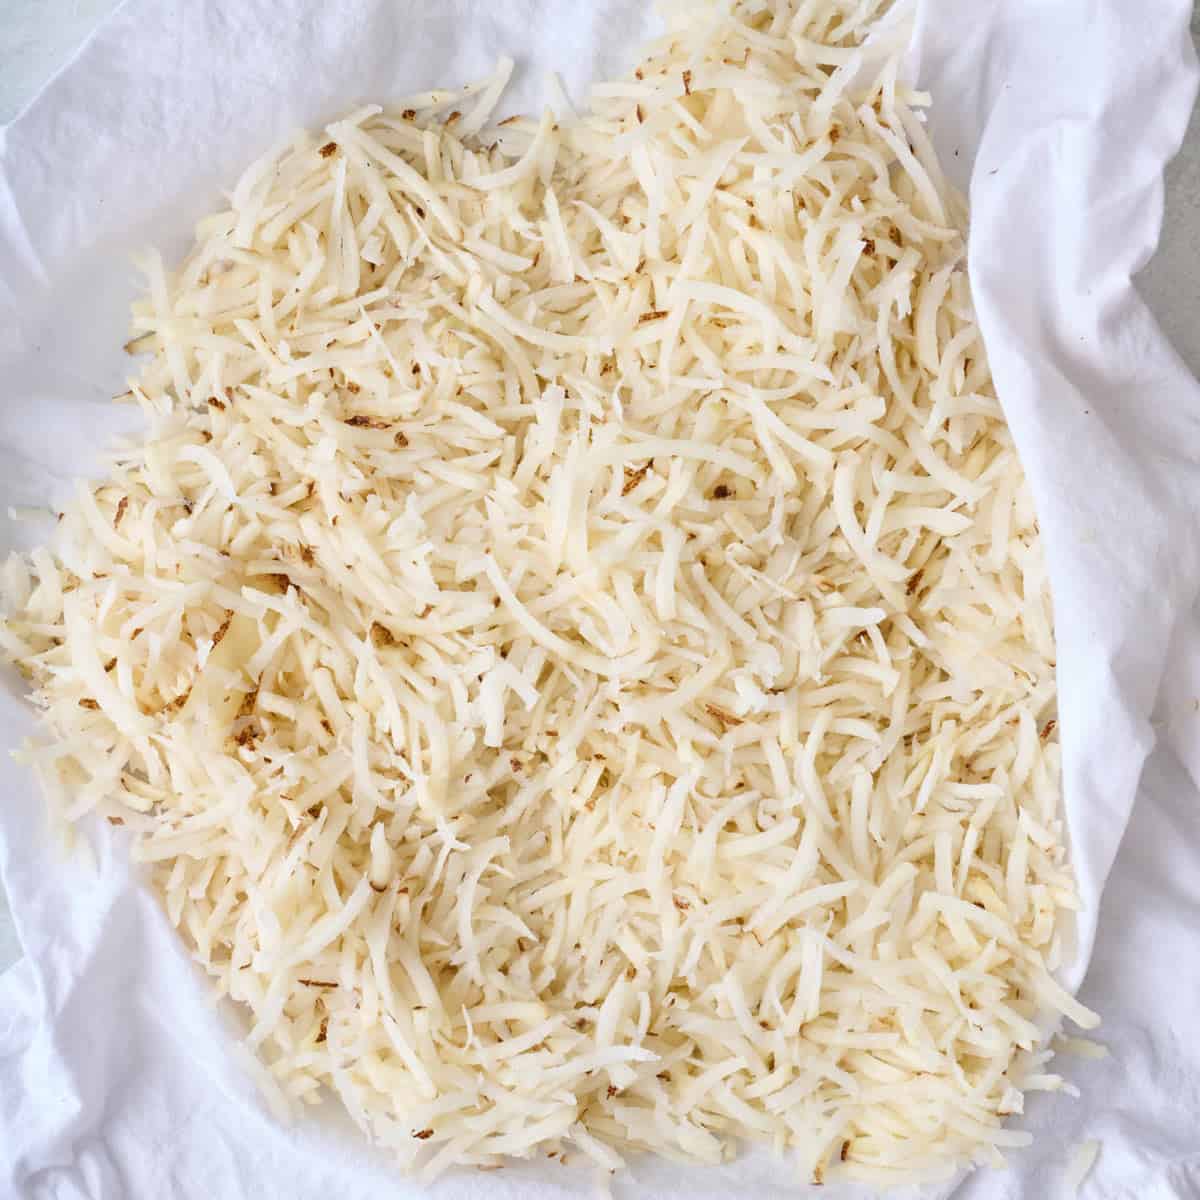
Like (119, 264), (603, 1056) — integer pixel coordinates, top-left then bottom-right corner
(1, 0), (1096, 1185)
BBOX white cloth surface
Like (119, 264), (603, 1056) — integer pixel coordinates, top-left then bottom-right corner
(0, 1), (1197, 1197)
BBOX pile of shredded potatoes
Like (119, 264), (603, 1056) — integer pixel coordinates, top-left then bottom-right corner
(0, 0), (1098, 1186)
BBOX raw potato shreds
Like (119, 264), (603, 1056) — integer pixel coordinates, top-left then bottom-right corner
(1, 0), (1098, 1187)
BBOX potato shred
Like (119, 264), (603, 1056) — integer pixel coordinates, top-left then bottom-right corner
(1, 0), (1096, 1186)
